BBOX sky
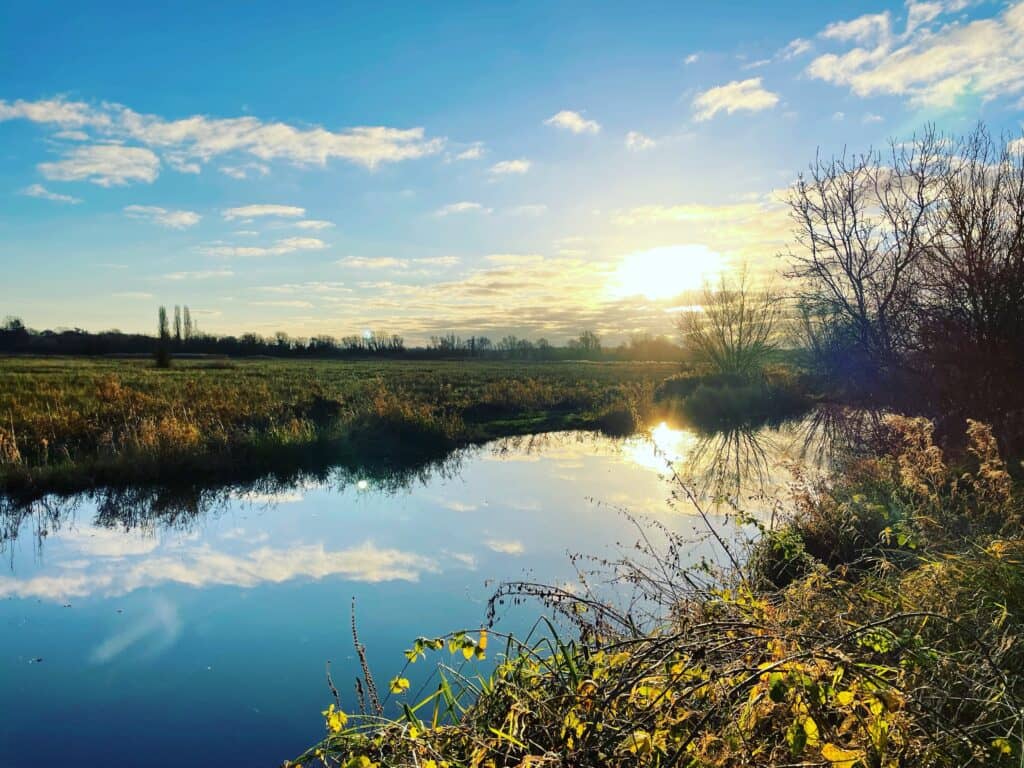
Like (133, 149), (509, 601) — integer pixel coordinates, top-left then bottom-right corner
(2, 0), (1023, 344)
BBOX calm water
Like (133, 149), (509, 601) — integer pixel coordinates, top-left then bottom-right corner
(0, 421), (826, 767)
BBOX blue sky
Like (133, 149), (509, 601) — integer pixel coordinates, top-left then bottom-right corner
(2, 0), (1023, 342)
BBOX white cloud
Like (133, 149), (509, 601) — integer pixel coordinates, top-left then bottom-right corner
(806, 2), (1024, 108)
(863, 113), (884, 123)
(293, 219), (335, 230)
(544, 110), (601, 134)
(455, 142), (485, 160)
(53, 129), (89, 141)
(250, 300), (314, 308)
(124, 204), (201, 229)
(113, 291), (155, 300)
(416, 255), (460, 267)
(222, 204), (305, 220)
(822, 12), (892, 43)
(38, 144), (160, 186)
(200, 236), (327, 258)
(219, 162), (270, 179)
(692, 78), (780, 120)
(780, 37), (813, 59)
(161, 269), (234, 280)
(490, 158), (531, 175)
(485, 538), (525, 555)
(0, 98), (111, 128)
(625, 131), (657, 151)
(338, 256), (409, 269)
(684, 52), (701, 65)
(435, 201), (491, 216)
(20, 183), (81, 204)
(0, 96), (445, 173)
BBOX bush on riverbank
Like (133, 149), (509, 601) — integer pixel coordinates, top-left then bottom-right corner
(289, 418), (1024, 768)
(655, 368), (811, 431)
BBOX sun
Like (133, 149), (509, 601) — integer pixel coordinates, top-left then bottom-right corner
(609, 244), (725, 300)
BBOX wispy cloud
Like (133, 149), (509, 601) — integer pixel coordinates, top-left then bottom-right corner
(625, 131), (657, 151)
(199, 237), (327, 258)
(455, 142), (485, 160)
(20, 183), (81, 204)
(222, 204), (305, 220)
(38, 144), (160, 186)
(544, 110), (601, 134)
(489, 158), (531, 175)
(293, 219), (335, 231)
(692, 78), (780, 120)
(0, 96), (446, 179)
(435, 201), (491, 216)
(124, 205), (201, 229)
(806, 1), (1024, 108)
(160, 269), (234, 280)
(338, 256), (409, 269)
(219, 162), (269, 179)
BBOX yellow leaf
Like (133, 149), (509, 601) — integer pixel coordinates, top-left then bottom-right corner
(836, 690), (855, 706)
(821, 742), (863, 768)
(389, 676), (411, 694)
(803, 716), (820, 746)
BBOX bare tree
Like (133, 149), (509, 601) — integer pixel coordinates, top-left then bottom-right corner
(677, 267), (781, 378)
(786, 125), (947, 372)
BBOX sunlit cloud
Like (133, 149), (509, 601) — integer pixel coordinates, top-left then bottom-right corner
(435, 201), (491, 216)
(490, 158), (531, 175)
(692, 78), (779, 120)
(338, 256), (409, 269)
(806, 1), (1024, 107)
(160, 269), (234, 280)
(199, 237), (327, 257)
(544, 110), (601, 134)
(293, 219), (335, 231)
(0, 96), (445, 173)
(38, 144), (160, 186)
(222, 204), (305, 220)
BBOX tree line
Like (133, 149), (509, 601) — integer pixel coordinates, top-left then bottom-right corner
(1, 312), (684, 362)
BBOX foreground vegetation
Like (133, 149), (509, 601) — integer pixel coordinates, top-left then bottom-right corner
(0, 357), (674, 498)
(289, 417), (1024, 767)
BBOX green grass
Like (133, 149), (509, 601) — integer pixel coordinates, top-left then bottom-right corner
(0, 356), (674, 497)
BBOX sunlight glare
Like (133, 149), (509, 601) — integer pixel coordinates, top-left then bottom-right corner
(626, 421), (698, 473)
(609, 244), (725, 300)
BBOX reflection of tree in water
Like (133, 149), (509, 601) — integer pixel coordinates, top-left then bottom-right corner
(0, 449), (469, 558)
(681, 426), (778, 504)
(677, 405), (886, 506)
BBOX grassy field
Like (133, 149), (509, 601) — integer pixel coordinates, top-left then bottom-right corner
(0, 356), (677, 497)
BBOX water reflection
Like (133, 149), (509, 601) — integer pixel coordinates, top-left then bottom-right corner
(0, 411), (867, 768)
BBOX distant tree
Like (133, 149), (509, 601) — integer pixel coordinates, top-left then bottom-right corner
(155, 306), (171, 368)
(182, 306), (193, 341)
(568, 330), (601, 358)
(173, 305), (182, 344)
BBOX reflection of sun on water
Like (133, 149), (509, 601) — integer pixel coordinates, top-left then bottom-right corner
(626, 421), (698, 473)
(609, 244), (725, 301)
